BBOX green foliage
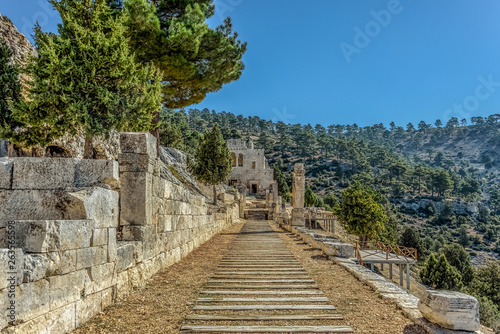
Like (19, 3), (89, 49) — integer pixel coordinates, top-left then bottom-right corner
(419, 253), (463, 290)
(0, 41), (22, 139)
(439, 243), (474, 284)
(115, 0), (247, 108)
(192, 123), (231, 205)
(400, 226), (423, 257)
(273, 160), (291, 202)
(335, 183), (388, 243)
(10, 0), (161, 150)
(458, 225), (470, 247)
(469, 260), (500, 305)
(305, 185), (321, 207)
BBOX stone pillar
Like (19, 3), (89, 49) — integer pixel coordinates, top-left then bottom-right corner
(292, 163), (305, 226)
(237, 185), (246, 219)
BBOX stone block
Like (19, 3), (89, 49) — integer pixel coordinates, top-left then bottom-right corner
(48, 270), (85, 310)
(23, 253), (50, 283)
(12, 158), (76, 190)
(91, 228), (108, 247)
(118, 153), (154, 173)
(0, 157), (13, 189)
(116, 270), (130, 300)
(117, 243), (135, 272)
(88, 262), (115, 292)
(101, 286), (115, 309)
(321, 242), (354, 258)
(107, 228), (117, 263)
(20, 220), (91, 253)
(120, 172), (152, 226)
(15, 279), (50, 322)
(76, 246), (107, 270)
(76, 292), (101, 327)
(45, 250), (77, 276)
(0, 190), (73, 227)
(75, 159), (119, 188)
(418, 290), (480, 331)
(120, 132), (157, 157)
(44, 302), (76, 333)
(65, 187), (119, 229)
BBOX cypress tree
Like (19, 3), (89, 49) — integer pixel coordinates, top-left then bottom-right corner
(192, 123), (231, 205)
(0, 40), (22, 140)
(10, 0), (162, 157)
(420, 253), (463, 290)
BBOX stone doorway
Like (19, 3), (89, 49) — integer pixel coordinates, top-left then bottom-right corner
(251, 184), (257, 194)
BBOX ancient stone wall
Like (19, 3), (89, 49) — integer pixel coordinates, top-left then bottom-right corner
(0, 132), (240, 333)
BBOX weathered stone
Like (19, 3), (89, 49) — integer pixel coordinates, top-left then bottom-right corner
(0, 157), (13, 189)
(0, 190), (76, 228)
(118, 153), (154, 173)
(322, 242), (354, 258)
(101, 287), (115, 309)
(65, 187), (119, 229)
(44, 302), (76, 333)
(120, 132), (157, 157)
(117, 243), (135, 272)
(76, 246), (107, 270)
(120, 172), (152, 226)
(48, 270), (85, 310)
(12, 158), (77, 190)
(116, 270), (130, 300)
(87, 262), (115, 292)
(75, 159), (119, 188)
(23, 254), (49, 283)
(107, 228), (117, 263)
(418, 290), (480, 331)
(91, 228), (108, 247)
(76, 292), (101, 327)
(45, 250), (77, 276)
(15, 279), (50, 322)
(20, 220), (91, 252)
(218, 192), (235, 204)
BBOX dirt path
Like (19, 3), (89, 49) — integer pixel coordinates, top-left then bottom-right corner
(74, 220), (425, 333)
(271, 223), (426, 334)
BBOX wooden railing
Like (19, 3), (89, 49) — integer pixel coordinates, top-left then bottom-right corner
(354, 240), (417, 265)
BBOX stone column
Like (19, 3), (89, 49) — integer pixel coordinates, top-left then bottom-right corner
(292, 163), (305, 226)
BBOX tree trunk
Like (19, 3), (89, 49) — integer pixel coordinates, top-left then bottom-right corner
(213, 184), (218, 206)
(83, 134), (93, 159)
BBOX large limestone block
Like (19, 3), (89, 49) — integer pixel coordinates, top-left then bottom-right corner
(120, 132), (157, 157)
(120, 172), (152, 226)
(0, 157), (13, 189)
(12, 158), (77, 190)
(48, 270), (86, 310)
(20, 220), (91, 253)
(0, 190), (73, 227)
(15, 279), (50, 322)
(116, 243), (135, 272)
(76, 292), (101, 327)
(322, 242), (354, 258)
(75, 159), (119, 188)
(118, 152), (155, 173)
(107, 228), (117, 263)
(65, 187), (119, 229)
(418, 290), (480, 331)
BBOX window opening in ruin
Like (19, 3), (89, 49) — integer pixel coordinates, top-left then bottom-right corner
(251, 161), (256, 169)
(238, 153), (244, 166)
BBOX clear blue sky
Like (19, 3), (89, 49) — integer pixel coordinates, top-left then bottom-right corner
(2, 0), (500, 127)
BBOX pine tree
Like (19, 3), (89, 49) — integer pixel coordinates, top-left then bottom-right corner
(273, 160), (291, 201)
(420, 253), (463, 290)
(335, 183), (388, 245)
(192, 123), (231, 205)
(0, 41), (22, 140)
(10, 0), (162, 157)
(305, 185), (319, 207)
(439, 243), (474, 284)
(400, 226), (423, 257)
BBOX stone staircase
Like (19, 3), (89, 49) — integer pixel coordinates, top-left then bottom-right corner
(180, 220), (353, 333)
(244, 198), (270, 220)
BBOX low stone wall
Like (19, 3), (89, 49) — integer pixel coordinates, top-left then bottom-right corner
(0, 133), (240, 333)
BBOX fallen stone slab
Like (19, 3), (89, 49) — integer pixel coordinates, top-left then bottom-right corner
(418, 290), (480, 332)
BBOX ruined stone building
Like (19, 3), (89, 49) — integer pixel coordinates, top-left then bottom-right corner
(227, 139), (274, 195)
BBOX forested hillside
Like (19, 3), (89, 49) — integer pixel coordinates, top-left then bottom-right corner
(160, 108), (500, 259)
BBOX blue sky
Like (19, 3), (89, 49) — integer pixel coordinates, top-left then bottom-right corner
(2, 0), (500, 127)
